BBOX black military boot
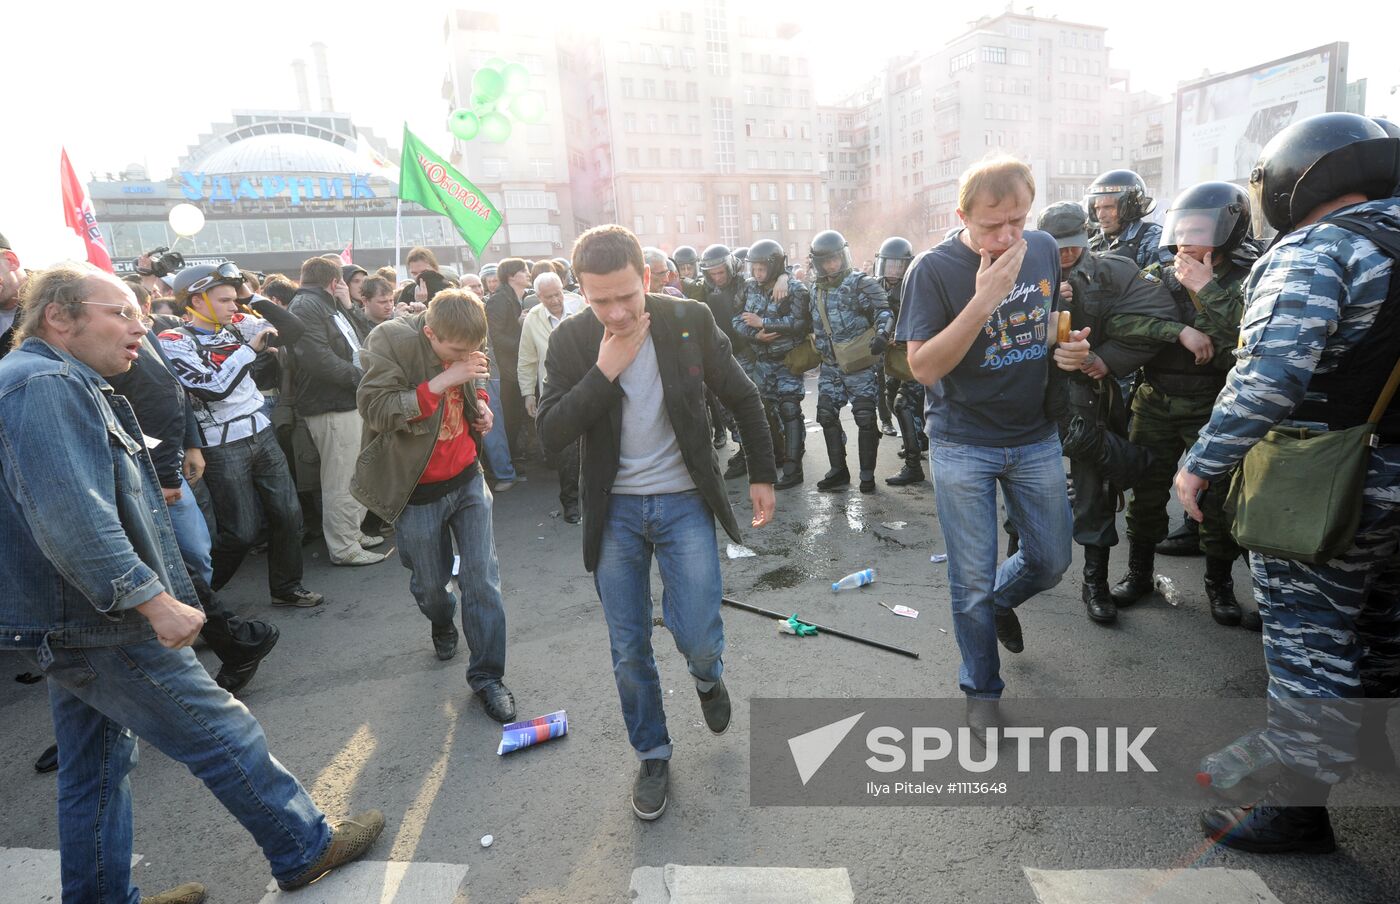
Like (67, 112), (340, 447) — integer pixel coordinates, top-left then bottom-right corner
(816, 424), (850, 490)
(766, 406), (787, 471)
(1110, 540), (1155, 607)
(1082, 545), (1117, 624)
(774, 416), (806, 490)
(1205, 556), (1243, 626)
(857, 427), (880, 494)
(886, 407), (925, 486)
(724, 447), (747, 479)
(1157, 514), (1203, 556)
(1200, 770), (1336, 854)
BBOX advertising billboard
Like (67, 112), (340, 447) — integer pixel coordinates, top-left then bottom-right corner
(1173, 43), (1348, 188)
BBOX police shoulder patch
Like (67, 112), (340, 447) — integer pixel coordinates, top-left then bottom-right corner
(1137, 271), (1160, 284)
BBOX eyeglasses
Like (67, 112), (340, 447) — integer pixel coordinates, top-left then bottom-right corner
(185, 262), (243, 296)
(81, 301), (143, 321)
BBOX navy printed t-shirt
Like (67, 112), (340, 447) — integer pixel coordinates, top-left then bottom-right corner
(895, 228), (1061, 447)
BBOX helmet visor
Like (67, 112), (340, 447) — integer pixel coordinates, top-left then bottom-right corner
(874, 256), (909, 280)
(1083, 189), (1128, 224)
(1162, 206), (1241, 253)
(810, 247), (851, 278)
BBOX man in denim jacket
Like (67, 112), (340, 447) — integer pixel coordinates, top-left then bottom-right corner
(0, 267), (382, 903)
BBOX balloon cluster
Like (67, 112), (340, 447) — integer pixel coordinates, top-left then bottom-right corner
(449, 59), (546, 143)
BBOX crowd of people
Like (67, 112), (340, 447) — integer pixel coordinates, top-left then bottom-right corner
(2, 110), (1399, 901)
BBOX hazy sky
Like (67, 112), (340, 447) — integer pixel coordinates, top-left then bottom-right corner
(3, 0), (1395, 264)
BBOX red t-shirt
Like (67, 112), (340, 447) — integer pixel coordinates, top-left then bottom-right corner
(411, 380), (490, 484)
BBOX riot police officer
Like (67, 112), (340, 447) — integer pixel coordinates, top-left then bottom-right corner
(1173, 112), (1400, 855)
(1086, 169), (1170, 268)
(700, 243), (754, 474)
(1038, 202), (1177, 623)
(672, 245), (705, 301)
(735, 239), (813, 490)
(875, 236), (927, 486)
(807, 230), (892, 493)
(1110, 181), (1262, 627)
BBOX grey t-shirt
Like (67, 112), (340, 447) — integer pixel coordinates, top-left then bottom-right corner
(612, 334), (697, 495)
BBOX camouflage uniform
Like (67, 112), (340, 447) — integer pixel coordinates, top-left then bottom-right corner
(1122, 251), (1255, 557)
(733, 277), (811, 404)
(1089, 219), (1170, 269)
(884, 279), (927, 473)
(1183, 199), (1400, 783)
(810, 269), (892, 486)
(702, 277), (748, 449)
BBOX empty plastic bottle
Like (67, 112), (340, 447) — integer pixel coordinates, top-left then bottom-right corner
(1154, 574), (1182, 607)
(832, 568), (876, 592)
(1196, 729), (1276, 789)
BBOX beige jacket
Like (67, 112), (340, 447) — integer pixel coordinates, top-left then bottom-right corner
(516, 297), (582, 400)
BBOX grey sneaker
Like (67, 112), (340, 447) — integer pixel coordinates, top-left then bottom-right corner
(272, 587), (324, 608)
(697, 679), (731, 734)
(632, 759), (669, 821)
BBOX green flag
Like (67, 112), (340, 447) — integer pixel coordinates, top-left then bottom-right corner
(398, 125), (503, 254)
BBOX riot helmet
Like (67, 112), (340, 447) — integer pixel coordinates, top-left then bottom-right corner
(1084, 169), (1155, 229)
(1248, 112), (1399, 234)
(1373, 118), (1400, 140)
(1161, 182), (1253, 257)
(671, 244), (700, 279)
(874, 236), (914, 281)
(809, 230), (852, 283)
(734, 247), (748, 264)
(699, 243), (737, 287)
(746, 239), (786, 288)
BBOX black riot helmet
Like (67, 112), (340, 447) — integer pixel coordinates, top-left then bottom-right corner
(1249, 112), (1400, 234)
(733, 247), (748, 264)
(699, 243), (737, 286)
(874, 236), (914, 281)
(746, 239), (786, 288)
(1161, 182), (1253, 257)
(1084, 169), (1155, 225)
(809, 229), (851, 283)
(671, 244), (700, 278)
(1373, 118), (1400, 140)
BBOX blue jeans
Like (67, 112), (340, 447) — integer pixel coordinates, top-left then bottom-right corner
(202, 427), (305, 595)
(394, 469), (508, 690)
(593, 491), (725, 760)
(167, 475), (213, 586)
(931, 436), (1073, 699)
(479, 378), (517, 482)
(38, 637), (331, 902)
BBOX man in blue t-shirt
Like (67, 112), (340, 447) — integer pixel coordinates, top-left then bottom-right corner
(895, 156), (1091, 736)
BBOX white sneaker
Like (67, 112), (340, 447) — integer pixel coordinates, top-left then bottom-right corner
(494, 480), (516, 492)
(359, 534), (385, 549)
(332, 548), (389, 567)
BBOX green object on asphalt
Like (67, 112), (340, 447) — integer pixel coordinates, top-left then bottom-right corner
(781, 614), (819, 637)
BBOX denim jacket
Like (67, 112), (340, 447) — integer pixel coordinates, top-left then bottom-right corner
(0, 338), (199, 650)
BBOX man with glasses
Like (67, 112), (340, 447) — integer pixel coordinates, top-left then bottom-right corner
(159, 264), (323, 607)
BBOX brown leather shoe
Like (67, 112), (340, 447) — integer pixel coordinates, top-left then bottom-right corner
(140, 883), (206, 904)
(277, 810), (386, 891)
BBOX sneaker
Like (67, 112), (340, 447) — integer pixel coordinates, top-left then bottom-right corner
(271, 587), (324, 608)
(277, 810), (386, 891)
(698, 679), (732, 734)
(632, 759), (670, 821)
(140, 883), (206, 904)
(331, 548), (389, 567)
(359, 534), (385, 549)
(431, 623), (458, 661)
(494, 480), (516, 492)
(214, 623), (280, 695)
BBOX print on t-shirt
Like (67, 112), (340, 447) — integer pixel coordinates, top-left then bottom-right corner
(980, 278), (1053, 371)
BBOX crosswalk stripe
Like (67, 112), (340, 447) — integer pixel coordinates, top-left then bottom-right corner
(0, 847), (142, 900)
(1024, 867), (1286, 904)
(256, 860), (468, 903)
(630, 865), (854, 903)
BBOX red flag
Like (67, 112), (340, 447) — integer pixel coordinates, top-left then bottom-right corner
(339, 242), (354, 265)
(60, 148), (114, 273)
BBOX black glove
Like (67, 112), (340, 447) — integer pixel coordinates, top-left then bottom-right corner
(869, 334), (889, 356)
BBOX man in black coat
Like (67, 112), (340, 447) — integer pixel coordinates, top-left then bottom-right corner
(537, 225), (776, 823)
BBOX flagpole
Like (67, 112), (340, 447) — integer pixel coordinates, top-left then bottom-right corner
(395, 198), (402, 273)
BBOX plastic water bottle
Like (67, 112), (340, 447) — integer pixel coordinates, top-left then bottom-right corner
(1196, 729), (1276, 789)
(832, 568), (876, 592)
(1154, 574), (1182, 607)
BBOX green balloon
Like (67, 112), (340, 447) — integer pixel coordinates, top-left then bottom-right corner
(470, 93), (496, 116)
(510, 92), (545, 124)
(480, 111), (512, 143)
(449, 109), (480, 141)
(502, 62), (530, 96)
(472, 68), (505, 103)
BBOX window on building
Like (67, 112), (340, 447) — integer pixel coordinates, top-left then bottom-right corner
(696, 213), (706, 233)
(768, 182), (778, 200)
(634, 215), (645, 235)
(766, 151), (777, 169)
(627, 148), (640, 168)
(681, 47), (696, 70)
(704, 0), (729, 75)
(804, 183), (813, 201)
(751, 212), (761, 231)
(690, 148), (702, 168)
(749, 183), (759, 201)
(982, 46), (1007, 64)
(787, 211), (796, 230)
(670, 148), (682, 168)
(646, 113), (659, 132)
(621, 78), (634, 98)
(949, 49), (974, 74)
(664, 80), (678, 101)
(786, 183), (795, 201)
(686, 81), (699, 103)
(676, 214), (685, 234)
(717, 194), (739, 246)
(625, 113), (637, 132)
(711, 96), (734, 173)
(747, 150), (759, 169)
(769, 212), (779, 230)
(1009, 49), (1030, 66)
(643, 79), (657, 98)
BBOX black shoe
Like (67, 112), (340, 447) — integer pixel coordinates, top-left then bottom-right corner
(1110, 540), (1155, 608)
(1157, 515), (1203, 557)
(712, 428), (727, 450)
(966, 698), (1002, 746)
(774, 414), (806, 490)
(698, 679), (732, 734)
(1240, 608), (1263, 632)
(271, 587), (324, 608)
(432, 623), (458, 661)
(817, 423), (848, 490)
(774, 464), (804, 490)
(723, 450), (747, 479)
(885, 462), (925, 486)
(475, 680), (517, 723)
(1205, 557), (1243, 627)
(632, 759), (670, 821)
(1200, 773), (1336, 854)
(993, 605), (1023, 653)
(1082, 545), (1117, 624)
(562, 502), (582, 524)
(880, 420), (898, 436)
(817, 467), (850, 490)
(857, 429), (880, 494)
(34, 743), (58, 774)
(859, 476), (876, 494)
(214, 624), (280, 695)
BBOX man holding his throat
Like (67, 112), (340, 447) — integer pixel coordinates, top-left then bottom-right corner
(897, 156), (1092, 735)
(538, 226), (776, 822)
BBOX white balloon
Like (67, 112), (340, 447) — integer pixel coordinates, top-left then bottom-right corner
(168, 203), (206, 237)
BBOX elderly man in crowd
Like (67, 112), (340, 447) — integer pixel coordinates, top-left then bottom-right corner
(519, 270), (584, 523)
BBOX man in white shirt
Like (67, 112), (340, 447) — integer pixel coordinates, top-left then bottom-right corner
(520, 271), (583, 522)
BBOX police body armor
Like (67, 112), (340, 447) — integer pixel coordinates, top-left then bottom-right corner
(704, 280), (749, 356)
(1143, 266), (1242, 398)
